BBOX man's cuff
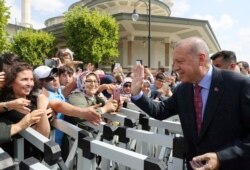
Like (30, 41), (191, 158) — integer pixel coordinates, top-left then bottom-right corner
(131, 91), (143, 101)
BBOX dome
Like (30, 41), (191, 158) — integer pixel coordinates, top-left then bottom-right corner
(69, 0), (172, 17)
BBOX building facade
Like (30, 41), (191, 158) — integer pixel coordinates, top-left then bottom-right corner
(16, 0), (221, 70)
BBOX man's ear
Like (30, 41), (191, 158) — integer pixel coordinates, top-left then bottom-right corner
(198, 53), (206, 65)
(229, 63), (236, 70)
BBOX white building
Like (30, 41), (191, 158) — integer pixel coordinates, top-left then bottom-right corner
(15, 0), (222, 70)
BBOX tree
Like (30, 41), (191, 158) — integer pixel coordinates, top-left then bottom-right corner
(64, 6), (119, 65)
(11, 29), (55, 66)
(0, 0), (10, 53)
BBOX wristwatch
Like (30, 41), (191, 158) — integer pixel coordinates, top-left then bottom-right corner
(3, 102), (9, 112)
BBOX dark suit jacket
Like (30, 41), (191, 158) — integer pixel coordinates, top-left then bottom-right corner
(132, 67), (250, 170)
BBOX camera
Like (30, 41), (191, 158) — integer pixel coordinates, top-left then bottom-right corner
(45, 59), (59, 68)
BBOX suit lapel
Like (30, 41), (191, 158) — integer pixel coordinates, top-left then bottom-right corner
(198, 68), (224, 141)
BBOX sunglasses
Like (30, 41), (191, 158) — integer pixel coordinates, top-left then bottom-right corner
(44, 77), (55, 82)
(124, 83), (131, 87)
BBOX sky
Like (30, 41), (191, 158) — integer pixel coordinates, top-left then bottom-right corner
(6, 0), (250, 64)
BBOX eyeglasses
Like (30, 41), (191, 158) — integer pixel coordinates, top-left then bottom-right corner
(85, 80), (99, 84)
(124, 83), (131, 87)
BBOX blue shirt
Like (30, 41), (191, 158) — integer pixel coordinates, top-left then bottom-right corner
(196, 66), (212, 120)
(48, 88), (65, 145)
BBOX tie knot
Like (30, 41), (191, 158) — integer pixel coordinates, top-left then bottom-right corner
(194, 84), (202, 92)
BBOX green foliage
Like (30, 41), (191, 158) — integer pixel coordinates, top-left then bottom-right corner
(64, 6), (119, 65)
(11, 29), (55, 66)
(0, 0), (10, 53)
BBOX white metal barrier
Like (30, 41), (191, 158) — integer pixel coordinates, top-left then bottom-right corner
(0, 147), (15, 169)
(78, 136), (167, 170)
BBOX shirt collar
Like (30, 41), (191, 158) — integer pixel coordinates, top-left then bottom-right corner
(198, 66), (213, 90)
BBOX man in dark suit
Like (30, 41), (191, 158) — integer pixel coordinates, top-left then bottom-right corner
(131, 37), (250, 170)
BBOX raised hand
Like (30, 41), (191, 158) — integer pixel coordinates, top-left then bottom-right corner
(131, 64), (144, 96)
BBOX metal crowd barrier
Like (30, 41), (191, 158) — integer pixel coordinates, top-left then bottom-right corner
(80, 121), (185, 170)
(78, 136), (167, 170)
(51, 118), (93, 170)
(15, 127), (67, 170)
(19, 157), (50, 170)
(0, 147), (15, 169)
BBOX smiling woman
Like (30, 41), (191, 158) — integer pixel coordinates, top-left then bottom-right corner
(0, 62), (51, 159)
(68, 72), (118, 124)
(0, 62), (50, 137)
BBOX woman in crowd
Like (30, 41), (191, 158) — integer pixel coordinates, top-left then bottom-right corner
(68, 72), (118, 121)
(0, 62), (51, 137)
(142, 80), (161, 100)
(120, 77), (132, 101)
(0, 62), (51, 158)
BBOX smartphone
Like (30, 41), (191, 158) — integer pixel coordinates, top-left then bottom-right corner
(114, 63), (120, 68)
(136, 60), (141, 66)
(113, 88), (120, 103)
(45, 59), (59, 68)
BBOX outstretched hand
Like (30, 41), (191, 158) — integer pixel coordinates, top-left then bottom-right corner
(81, 104), (102, 125)
(131, 64), (144, 96)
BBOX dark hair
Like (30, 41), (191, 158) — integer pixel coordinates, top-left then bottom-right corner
(58, 65), (74, 76)
(2, 53), (21, 65)
(1, 53), (22, 72)
(171, 71), (179, 81)
(155, 72), (165, 81)
(237, 61), (249, 69)
(210, 50), (237, 63)
(157, 67), (165, 73)
(126, 72), (133, 78)
(0, 63), (36, 105)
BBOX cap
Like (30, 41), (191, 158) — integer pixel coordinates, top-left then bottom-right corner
(33, 65), (58, 80)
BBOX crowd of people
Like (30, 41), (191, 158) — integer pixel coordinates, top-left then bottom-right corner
(0, 38), (249, 169)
